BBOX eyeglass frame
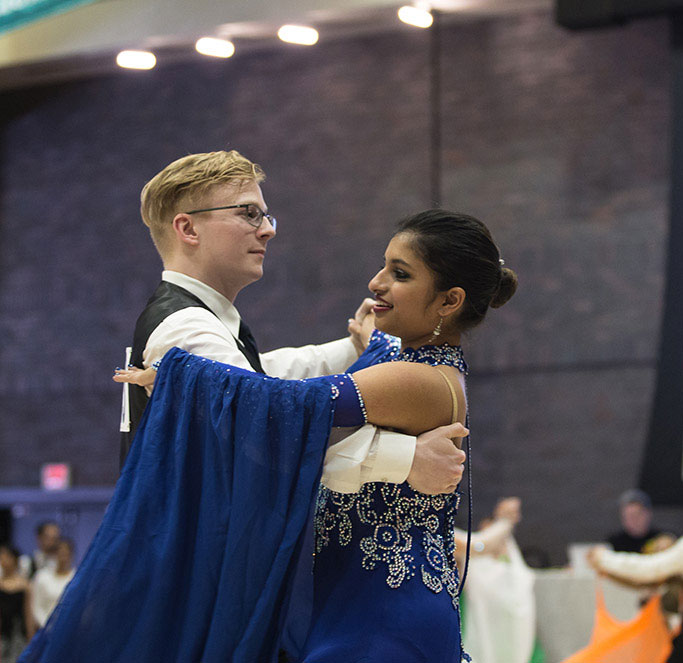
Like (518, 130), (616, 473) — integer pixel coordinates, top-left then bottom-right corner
(184, 203), (277, 231)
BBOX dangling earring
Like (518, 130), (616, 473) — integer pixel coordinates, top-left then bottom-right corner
(428, 317), (443, 345)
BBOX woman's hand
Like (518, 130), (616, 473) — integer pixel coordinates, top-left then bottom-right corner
(348, 298), (376, 355)
(586, 545), (609, 573)
(113, 366), (157, 387)
(494, 497), (522, 524)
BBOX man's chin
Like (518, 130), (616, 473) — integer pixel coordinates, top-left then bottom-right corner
(247, 267), (264, 282)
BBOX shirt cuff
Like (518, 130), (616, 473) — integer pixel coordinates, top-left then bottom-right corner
(328, 337), (364, 370)
(360, 428), (416, 485)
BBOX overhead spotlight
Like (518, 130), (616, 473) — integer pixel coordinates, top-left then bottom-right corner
(398, 6), (434, 28)
(277, 25), (319, 45)
(196, 37), (235, 58)
(116, 50), (156, 70)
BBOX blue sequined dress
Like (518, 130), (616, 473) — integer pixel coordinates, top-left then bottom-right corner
(299, 331), (471, 663)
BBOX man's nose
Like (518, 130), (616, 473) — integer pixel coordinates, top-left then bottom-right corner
(257, 217), (276, 239)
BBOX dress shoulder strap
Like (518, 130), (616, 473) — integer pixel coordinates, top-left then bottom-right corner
(435, 366), (458, 424)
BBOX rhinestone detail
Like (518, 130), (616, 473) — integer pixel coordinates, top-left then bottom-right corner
(313, 331), (468, 609)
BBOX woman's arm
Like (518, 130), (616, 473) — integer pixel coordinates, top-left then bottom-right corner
(115, 359), (466, 438)
(454, 518), (515, 552)
(590, 538), (683, 585)
(351, 362), (465, 437)
(24, 584), (37, 640)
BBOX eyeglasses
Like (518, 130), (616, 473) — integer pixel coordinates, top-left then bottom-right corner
(185, 203), (277, 231)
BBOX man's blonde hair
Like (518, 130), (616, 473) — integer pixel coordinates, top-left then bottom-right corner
(140, 150), (265, 255)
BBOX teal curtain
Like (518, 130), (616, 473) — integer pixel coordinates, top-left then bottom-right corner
(0, 0), (99, 35)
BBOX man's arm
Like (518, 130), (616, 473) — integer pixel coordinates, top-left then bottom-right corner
(143, 308), (253, 383)
(145, 308), (466, 495)
(260, 337), (359, 379)
(261, 299), (375, 379)
(323, 424), (466, 495)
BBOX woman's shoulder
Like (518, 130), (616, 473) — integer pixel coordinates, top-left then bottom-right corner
(347, 330), (400, 373)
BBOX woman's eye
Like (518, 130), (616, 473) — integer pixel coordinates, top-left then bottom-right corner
(394, 270), (409, 280)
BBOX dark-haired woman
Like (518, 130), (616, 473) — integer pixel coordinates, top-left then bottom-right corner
(299, 210), (517, 662)
(0, 546), (30, 663)
(23, 210), (516, 663)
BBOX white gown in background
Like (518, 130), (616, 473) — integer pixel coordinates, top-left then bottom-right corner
(458, 520), (536, 663)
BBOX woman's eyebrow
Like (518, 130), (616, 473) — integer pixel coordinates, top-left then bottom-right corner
(388, 258), (412, 268)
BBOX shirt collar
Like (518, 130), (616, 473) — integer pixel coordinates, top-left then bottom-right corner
(162, 270), (241, 338)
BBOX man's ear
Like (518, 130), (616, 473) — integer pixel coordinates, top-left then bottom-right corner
(438, 287), (466, 318)
(172, 213), (200, 247)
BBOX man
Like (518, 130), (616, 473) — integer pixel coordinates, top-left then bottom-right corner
(19, 151), (467, 663)
(121, 149), (466, 495)
(607, 489), (662, 553)
(19, 521), (60, 579)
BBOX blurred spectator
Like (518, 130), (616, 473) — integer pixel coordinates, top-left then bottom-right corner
(454, 497), (536, 663)
(29, 538), (75, 633)
(20, 521), (60, 579)
(0, 544), (30, 663)
(607, 489), (662, 553)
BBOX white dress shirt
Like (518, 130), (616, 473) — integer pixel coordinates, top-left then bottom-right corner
(138, 271), (415, 492)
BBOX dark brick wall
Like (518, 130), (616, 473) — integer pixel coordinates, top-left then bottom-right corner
(0, 10), (678, 562)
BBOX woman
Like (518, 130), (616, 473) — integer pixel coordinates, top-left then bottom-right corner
(298, 210), (516, 662)
(29, 540), (75, 633)
(454, 498), (536, 663)
(22, 209), (516, 663)
(589, 537), (683, 663)
(0, 545), (31, 663)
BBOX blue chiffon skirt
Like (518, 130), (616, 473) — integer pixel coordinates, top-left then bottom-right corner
(20, 348), (335, 663)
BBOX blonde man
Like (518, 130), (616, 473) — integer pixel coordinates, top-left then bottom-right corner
(121, 150), (467, 496)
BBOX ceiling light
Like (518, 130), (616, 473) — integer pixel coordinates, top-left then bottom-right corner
(195, 37), (235, 58)
(398, 6), (434, 28)
(116, 50), (156, 70)
(277, 25), (319, 45)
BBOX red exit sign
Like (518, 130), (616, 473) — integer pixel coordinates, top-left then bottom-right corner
(41, 463), (71, 491)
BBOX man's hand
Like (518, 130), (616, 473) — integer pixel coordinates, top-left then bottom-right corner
(348, 298), (376, 356)
(407, 422), (468, 495)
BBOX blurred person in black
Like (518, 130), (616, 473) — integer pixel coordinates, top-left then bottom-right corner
(0, 545), (30, 663)
(608, 489), (662, 553)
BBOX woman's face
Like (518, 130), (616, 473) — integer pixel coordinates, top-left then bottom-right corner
(56, 542), (72, 568)
(368, 233), (444, 347)
(0, 548), (17, 575)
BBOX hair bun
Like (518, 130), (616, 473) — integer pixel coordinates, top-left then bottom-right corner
(490, 267), (518, 309)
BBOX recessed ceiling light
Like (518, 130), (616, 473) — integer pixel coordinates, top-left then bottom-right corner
(116, 50), (156, 70)
(277, 25), (319, 45)
(195, 37), (235, 58)
(398, 6), (434, 28)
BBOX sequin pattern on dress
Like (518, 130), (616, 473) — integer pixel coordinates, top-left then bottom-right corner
(314, 332), (467, 610)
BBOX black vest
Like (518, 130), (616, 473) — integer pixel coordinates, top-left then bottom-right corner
(119, 281), (216, 468)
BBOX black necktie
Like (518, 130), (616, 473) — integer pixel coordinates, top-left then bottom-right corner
(238, 321), (265, 374)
